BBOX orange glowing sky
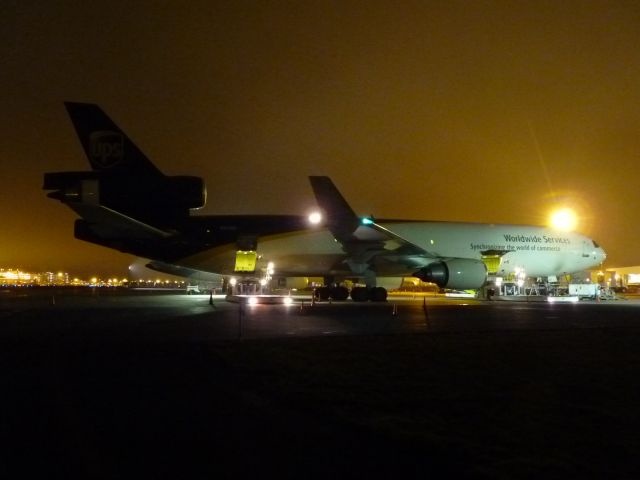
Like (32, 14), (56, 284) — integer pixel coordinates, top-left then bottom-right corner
(2, 1), (640, 275)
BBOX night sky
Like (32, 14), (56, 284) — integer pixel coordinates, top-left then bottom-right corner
(3, 1), (640, 276)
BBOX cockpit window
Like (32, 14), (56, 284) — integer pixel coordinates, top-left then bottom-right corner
(592, 240), (600, 248)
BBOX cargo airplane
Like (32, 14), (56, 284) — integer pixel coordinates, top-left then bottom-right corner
(44, 103), (606, 301)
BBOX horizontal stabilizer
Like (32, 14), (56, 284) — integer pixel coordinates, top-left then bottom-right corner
(68, 202), (174, 240)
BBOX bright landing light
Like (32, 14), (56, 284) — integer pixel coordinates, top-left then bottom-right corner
(308, 211), (322, 225)
(549, 208), (578, 231)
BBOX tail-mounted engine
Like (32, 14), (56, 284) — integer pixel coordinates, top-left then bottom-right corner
(43, 171), (206, 220)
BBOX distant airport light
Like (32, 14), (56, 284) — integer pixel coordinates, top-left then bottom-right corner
(308, 212), (322, 225)
(260, 278), (267, 286)
(229, 277), (237, 286)
(248, 296), (259, 306)
(549, 208), (578, 231)
(283, 297), (293, 306)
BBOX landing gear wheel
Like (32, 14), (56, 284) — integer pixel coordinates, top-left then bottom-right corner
(350, 287), (369, 302)
(370, 287), (388, 302)
(329, 286), (349, 301)
(314, 287), (331, 301)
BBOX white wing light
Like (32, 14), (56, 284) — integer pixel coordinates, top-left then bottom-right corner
(308, 211), (322, 225)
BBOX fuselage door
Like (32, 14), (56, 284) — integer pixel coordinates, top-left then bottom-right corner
(480, 249), (508, 275)
(234, 250), (257, 273)
(481, 254), (502, 275)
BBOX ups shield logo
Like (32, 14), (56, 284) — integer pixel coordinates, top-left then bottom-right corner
(89, 130), (124, 169)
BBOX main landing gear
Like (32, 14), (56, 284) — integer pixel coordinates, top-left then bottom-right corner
(313, 286), (388, 302)
(314, 286), (349, 301)
(351, 286), (387, 302)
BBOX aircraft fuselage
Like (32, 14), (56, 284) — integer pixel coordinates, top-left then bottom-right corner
(175, 219), (605, 279)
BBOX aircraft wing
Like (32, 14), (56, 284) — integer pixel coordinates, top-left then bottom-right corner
(309, 176), (435, 273)
(347, 221), (429, 255)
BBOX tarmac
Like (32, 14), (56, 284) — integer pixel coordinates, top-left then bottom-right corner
(1, 287), (639, 478)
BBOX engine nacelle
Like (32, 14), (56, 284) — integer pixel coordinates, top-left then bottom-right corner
(101, 175), (207, 210)
(414, 258), (487, 290)
(44, 172), (207, 211)
(159, 175), (206, 210)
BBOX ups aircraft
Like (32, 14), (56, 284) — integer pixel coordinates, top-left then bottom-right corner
(44, 103), (606, 301)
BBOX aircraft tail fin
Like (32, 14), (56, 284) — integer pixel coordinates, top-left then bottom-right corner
(64, 102), (164, 178)
(46, 103), (206, 226)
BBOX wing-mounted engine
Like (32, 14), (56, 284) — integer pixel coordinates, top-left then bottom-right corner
(414, 258), (487, 290)
(309, 176), (490, 292)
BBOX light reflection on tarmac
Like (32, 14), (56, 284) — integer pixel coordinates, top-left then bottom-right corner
(1, 288), (640, 341)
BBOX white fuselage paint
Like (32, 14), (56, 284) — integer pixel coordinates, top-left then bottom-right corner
(175, 221), (606, 280)
(387, 222), (604, 277)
